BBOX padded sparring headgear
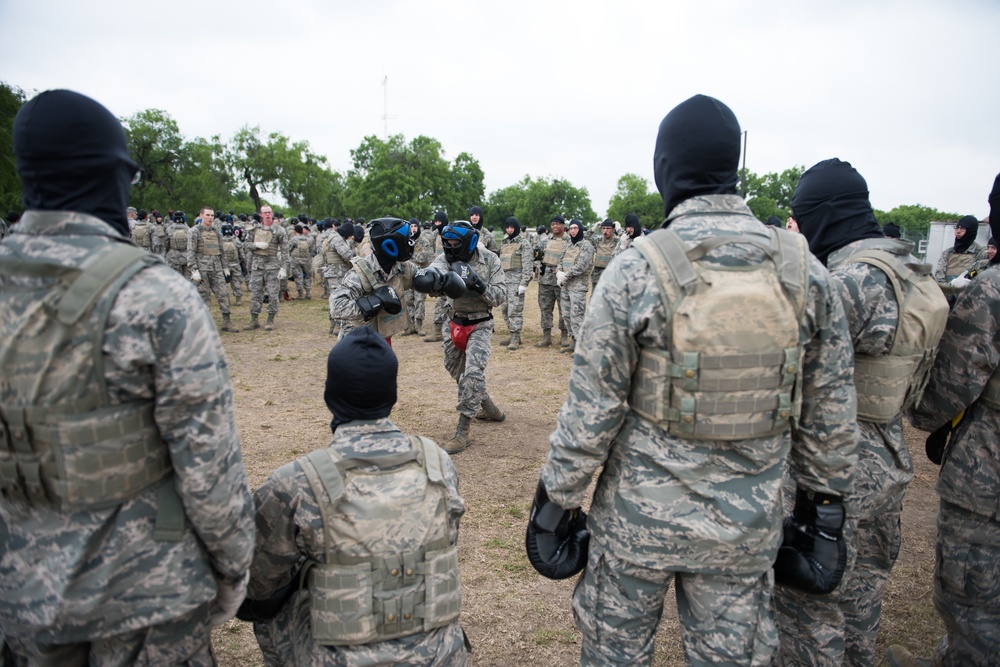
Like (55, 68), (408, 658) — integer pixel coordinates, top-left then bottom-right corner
(221, 223), (234, 236)
(369, 217), (414, 263)
(442, 220), (479, 263)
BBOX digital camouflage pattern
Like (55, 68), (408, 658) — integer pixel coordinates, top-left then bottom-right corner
(329, 254), (415, 340)
(188, 223), (232, 316)
(933, 242), (985, 285)
(559, 238), (594, 341)
(224, 235), (247, 303)
(538, 195), (858, 666)
(777, 238), (924, 666)
(129, 219), (156, 253)
(405, 232), (438, 332)
(164, 220), (191, 278)
(535, 234), (569, 335)
(247, 223), (289, 317)
(590, 235), (618, 287)
(290, 232), (316, 298)
(429, 250), (506, 418)
(500, 235), (533, 334)
(908, 267), (1000, 666)
(0, 211), (254, 647)
(248, 418), (468, 667)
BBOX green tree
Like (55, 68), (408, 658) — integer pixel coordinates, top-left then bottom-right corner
(171, 136), (235, 215)
(740, 166), (805, 222)
(516, 176), (597, 228)
(0, 82), (28, 214)
(121, 109), (185, 207)
(484, 177), (531, 230)
(225, 125), (282, 212)
(874, 204), (960, 237)
(449, 151), (485, 219)
(606, 173), (664, 226)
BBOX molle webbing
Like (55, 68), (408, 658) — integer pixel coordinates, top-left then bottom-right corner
(560, 242), (584, 273)
(253, 227), (277, 256)
(351, 258), (408, 338)
(324, 237), (350, 268)
(171, 227), (188, 251)
(542, 236), (568, 267)
(500, 241), (522, 271)
(196, 228), (221, 256)
(593, 239), (615, 268)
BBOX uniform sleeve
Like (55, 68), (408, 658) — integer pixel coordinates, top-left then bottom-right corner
(909, 273), (1000, 430)
(520, 241), (533, 286)
(439, 452), (466, 546)
(480, 253), (506, 308)
(186, 226), (197, 268)
(788, 263), (859, 498)
(329, 269), (367, 321)
(933, 249), (950, 285)
(247, 469), (305, 598)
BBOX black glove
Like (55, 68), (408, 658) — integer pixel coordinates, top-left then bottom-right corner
(451, 262), (487, 295)
(356, 294), (384, 319)
(773, 488), (847, 595)
(925, 422), (952, 465)
(440, 271), (467, 299)
(412, 267), (444, 294)
(236, 570), (302, 623)
(525, 480), (589, 580)
(373, 285), (402, 314)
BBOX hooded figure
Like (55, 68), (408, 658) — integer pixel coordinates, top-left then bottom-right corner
(324, 326), (398, 432)
(882, 222), (901, 239)
(505, 216), (520, 239)
(623, 214), (641, 238)
(953, 215), (980, 255)
(337, 221), (355, 240)
(408, 216), (421, 240)
(933, 214), (985, 286)
(567, 219), (584, 245)
(653, 94), (741, 221)
(790, 158), (882, 266)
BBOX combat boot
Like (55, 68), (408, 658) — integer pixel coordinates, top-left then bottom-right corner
(221, 313), (239, 333)
(560, 338), (576, 354)
(235, 296), (242, 306)
(243, 314), (260, 331)
(507, 332), (521, 351)
(425, 327), (444, 343)
(886, 646), (939, 667)
(443, 414), (472, 454)
(499, 332), (512, 346)
(264, 313), (276, 331)
(402, 321), (419, 336)
(416, 318), (425, 336)
(559, 331), (571, 348)
(297, 288), (304, 299)
(475, 396), (506, 422)
(534, 329), (552, 348)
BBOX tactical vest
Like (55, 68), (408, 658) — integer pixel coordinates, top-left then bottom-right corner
(324, 236), (351, 270)
(593, 238), (617, 269)
(542, 236), (568, 267)
(298, 436), (461, 646)
(500, 239), (523, 271)
(170, 225), (188, 251)
(351, 257), (409, 338)
(845, 240), (950, 422)
(561, 241), (585, 273)
(945, 251), (977, 280)
(223, 240), (239, 264)
(195, 227), (221, 256)
(131, 223), (153, 250)
(253, 227), (278, 257)
(293, 237), (312, 261)
(449, 256), (492, 316)
(0, 237), (182, 540)
(629, 229), (808, 439)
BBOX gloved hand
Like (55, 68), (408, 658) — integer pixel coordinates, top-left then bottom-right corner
(412, 267), (444, 294)
(278, 267), (287, 280)
(525, 479), (589, 580)
(223, 269), (231, 283)
(441, 271), (468, 298)
(518, 284), (528, 295)
(210, 571), (249, 628)
(254, 241), (269, 250)
(191, 270), (202, 284)
(451, 262), (487, 295)
(373, 285), (402, 314)
(925, 421), (953, 465)
(773, 488), (847, 594)
(950, 275), (971, 288)
(556, 270), (568, 286)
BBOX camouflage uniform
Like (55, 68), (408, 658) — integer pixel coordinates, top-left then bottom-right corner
(933, 242), (985, 285)
(0, 218), (7, 240)
(223, 233), (247, 304)
(247, 222), (289, 319)
(329, 253), (416, 341)
(477, 227), (500, 255)
(499, 234), (533, 335)
(429, 232), (452, 340)
(612, 232), (634, 259)
(188, 222), (233, 317)
(129, 218), (156, 253)
(590, 235), (618, 288)
(247, 419), (468, 667)
(776, 238), (947, 666)
(320, 231), (355, 333)
(558, 238), (594, 343)
(539, 195), (858, 667)
(164, 220), (191, 278)
(536, 233), (569, 337)
(0, 211), (255, 662)
(429, 250), (506, 419)
(152, 220), (168, 256)
(907, 266), (1000, 667)
(290, 232), (316, 299)
(406, 232), (436, 334)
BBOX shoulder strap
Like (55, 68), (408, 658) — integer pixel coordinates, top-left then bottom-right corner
(299, 449), (346, 563)
(771, 228), (809, 321)
(351, 256), (381, 292)
(410, 435), (446, 485)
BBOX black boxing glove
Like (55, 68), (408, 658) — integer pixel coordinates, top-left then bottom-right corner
(412, 267), (444, 294)
(373, 285), (402, 315)
(451, 261), (487, 295)
(440, 271), (468, 299)
(525, 480), (589, 580)
(773, 488), (847, 595)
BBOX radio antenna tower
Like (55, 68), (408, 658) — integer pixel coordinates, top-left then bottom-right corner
(382, 75), (397, 140)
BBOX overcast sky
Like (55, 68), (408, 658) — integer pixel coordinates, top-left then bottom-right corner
(3, 0), (998, 219)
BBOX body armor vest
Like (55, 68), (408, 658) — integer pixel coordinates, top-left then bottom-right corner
(293, 237), (311, 261)
(298, 436), (461, 646)
(0, 235), (181, 539)
(324, 236), (351, 269)
(628, 228), (808, 440)
(223, 240), (239, 264)
(561, 242), (585, 272)
(170, 225), (188, 251)
(253, 227), (278, 256)
(195, 227), (221, 256)
(351, 258), (410, 338)
(593, 238), (617, 268)
(131, 223), (153, 250)
(945, 251), (977, 280)
(846, 240), (950, 422)
(500, 239), (523, 271)
(542, 236), (568, 267)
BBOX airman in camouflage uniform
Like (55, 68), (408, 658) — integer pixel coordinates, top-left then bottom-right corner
(245, 205), (289, 331)
(535, 215), (570, 348)
(888, 175), (1000, 667)
(320, 222), (356, 335)
(188, 206), (239, 332)
(535, 95), (858, 667)
(425, 212), (452, 343)
(556, 219), (594, 354)
(590, 219), (618, 288)
(289, 223), (316, 299)
(774, 159), (949, 667)
(129, 208), (157, 253)
(244, 327), (468, 667)
(0, 89), (254, 666)
(498, 216), (533, 350)
(403, 218), (436, 336)
(468, 206), (499, 256)
(612, 213), (642, 259)
(164, 211), (191, 278)
(222, 222), (247, 306)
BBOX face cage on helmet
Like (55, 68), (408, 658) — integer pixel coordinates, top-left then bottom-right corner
(442, 225), (478, 263)
(372, 222), (414, 262)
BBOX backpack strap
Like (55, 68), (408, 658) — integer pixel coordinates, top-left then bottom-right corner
(299, 449), (347, 563)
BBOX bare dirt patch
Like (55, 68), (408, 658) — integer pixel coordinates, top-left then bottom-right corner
(211, 284), (945, 666)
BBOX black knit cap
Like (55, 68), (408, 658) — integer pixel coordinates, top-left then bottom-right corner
(434, 210), (449, 224)
(601, 219), (615, 228)
(324, 326), (397, 433)
(550, 215), (565, 224)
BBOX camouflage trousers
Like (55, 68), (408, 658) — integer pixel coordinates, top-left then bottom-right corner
(2, 602), (215, 667)
(774, 506), (901, 666)
(929, 500), (1000, 667)
(325, 271), (348, 328)
(537, 282), (567, 334)
(193, 257), (232, 316)
(290, 257), (312, 296)
(573, 541), (778, 666)
(249, 256), (281, 317)
(559, 279), (589, 340)
(591, 267), (606, 290)
(502, 271), (527, 333)
(432, 295), (451, 326)
(227, 261), (245, 301)
(166, 250), (190, 279)
(405, 288), (428, 325)
(253, 591), (468, 667)
(444, 318), (494, 418)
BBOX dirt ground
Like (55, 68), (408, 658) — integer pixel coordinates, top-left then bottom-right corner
(210, 282), (945, 666)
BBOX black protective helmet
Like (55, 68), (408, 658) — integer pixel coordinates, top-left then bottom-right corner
(173, 210), (186, 222)
(369, 217), (414, 263)
(442, 220), (479, 263)
(221, 223), (234, 236)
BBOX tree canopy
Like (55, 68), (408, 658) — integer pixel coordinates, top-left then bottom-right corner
(484, 176), (597, 231)
(605, 173), (663, 227)
(0, 82), (27, 214)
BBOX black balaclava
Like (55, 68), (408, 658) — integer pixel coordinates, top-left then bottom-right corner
(337, 221), (355, 240)
(408, 217), (421, 240)
(505, 216), (520, 238)
(568, 219), (584, 244)
(764, 215), (782, 228)
(469, 206), (484, 229)
(954, 215), (980, 255)
(882, 222), (901, 238)
(434, 210), (448, 234)
(354, 224), (365, 243)
(14, 90), (139, 237)
(624, 214), (640, 238)
(324, 326), (398, 433)
(653, 94), (741, 222)
(988, 172), (1000, 243)
(790, 158), (882, 266)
